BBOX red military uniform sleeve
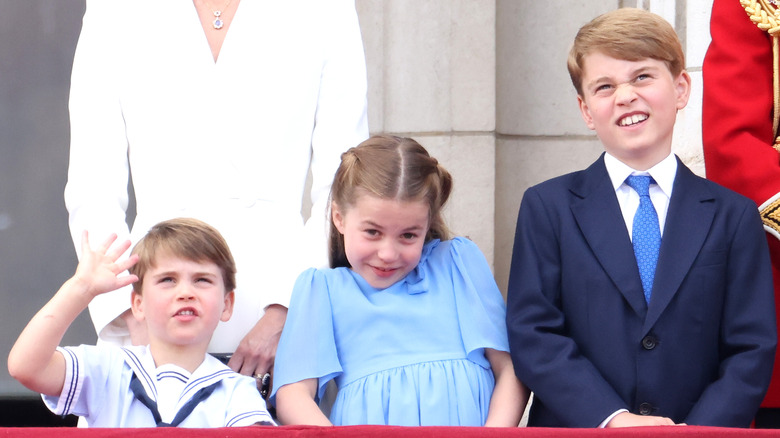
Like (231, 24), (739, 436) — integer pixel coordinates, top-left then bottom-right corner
(703, 0), (780, 407)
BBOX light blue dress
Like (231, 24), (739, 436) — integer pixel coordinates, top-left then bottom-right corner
(271, 237), (509, 426)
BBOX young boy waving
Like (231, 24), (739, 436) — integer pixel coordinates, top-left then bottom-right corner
(8, 218), (274, 427)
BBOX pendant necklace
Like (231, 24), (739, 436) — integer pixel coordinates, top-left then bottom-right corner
(209, 0), (232, 30)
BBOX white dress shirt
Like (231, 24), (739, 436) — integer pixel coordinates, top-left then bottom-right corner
(604, 152), (677, 239)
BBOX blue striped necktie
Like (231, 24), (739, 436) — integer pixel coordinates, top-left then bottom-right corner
(625, 175), (661, 303)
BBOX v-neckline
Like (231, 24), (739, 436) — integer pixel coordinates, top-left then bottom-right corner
(191, 0), (243, 65)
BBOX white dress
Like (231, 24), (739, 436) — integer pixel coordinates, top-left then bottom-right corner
(64, 0), (369, 350)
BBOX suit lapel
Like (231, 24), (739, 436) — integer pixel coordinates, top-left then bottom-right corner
(570, 156), (647, 317)
(642, 160), (715, 333)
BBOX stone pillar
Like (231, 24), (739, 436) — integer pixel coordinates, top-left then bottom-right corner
(494, 2), (616, 292)
(356, 0), (498, 265)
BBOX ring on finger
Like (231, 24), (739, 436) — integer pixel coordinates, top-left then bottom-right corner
(255, 372), (271, 397)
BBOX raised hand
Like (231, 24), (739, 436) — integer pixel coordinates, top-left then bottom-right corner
(9, 232), (139, 396)
(73, 231), (139, 298)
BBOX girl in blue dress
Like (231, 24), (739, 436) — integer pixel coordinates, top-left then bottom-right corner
(271, 135), (528, 426)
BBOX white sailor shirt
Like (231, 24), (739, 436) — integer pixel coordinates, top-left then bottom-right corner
(43, 344), (275, 427)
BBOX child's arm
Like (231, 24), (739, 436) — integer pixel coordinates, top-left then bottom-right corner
(7, 232), (138, 396)
(484, 348), (529, 427)
(275, 378), (332, 426)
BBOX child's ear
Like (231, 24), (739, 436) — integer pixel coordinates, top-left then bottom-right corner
(674, 70), (692, 110)
(130, 291), (145, 321)
(577, 95), (596, 130)
(332, 202), (347, 235)
(220, 291), (235, 322)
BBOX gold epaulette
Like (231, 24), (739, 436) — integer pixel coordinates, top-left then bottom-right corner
(741, 0), (780, 144)
(741, 0), (780, 34)
(760, 194), (780, 238)
(738, 2), (780, 236)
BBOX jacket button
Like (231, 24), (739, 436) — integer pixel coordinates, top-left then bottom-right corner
(641, 335), (657, 350)
(639, 403), (653, 416)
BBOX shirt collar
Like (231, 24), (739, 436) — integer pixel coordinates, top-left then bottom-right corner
(604, 152), (677, 198)
(122, 346), (233, 403)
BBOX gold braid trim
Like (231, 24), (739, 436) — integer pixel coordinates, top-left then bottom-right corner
(760, 194), (780, 239)
(741, 0), (780, 151)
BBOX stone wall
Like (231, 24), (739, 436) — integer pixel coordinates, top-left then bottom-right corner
(355, 0), (714, 294)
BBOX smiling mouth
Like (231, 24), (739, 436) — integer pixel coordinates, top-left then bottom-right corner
(372, 266), (397, 277)
(176, 309), (196, 316)
(618, 114), (648, 126)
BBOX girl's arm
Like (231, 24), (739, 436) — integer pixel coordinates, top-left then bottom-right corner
(7, 233), (137, 396)
(484, 348), (529, 427)
(275, 378), (333, 426)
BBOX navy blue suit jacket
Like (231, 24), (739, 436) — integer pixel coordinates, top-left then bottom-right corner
(507, 155), (777, 427)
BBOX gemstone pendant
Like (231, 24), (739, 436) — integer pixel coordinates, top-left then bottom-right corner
(212, 10), (224, 29)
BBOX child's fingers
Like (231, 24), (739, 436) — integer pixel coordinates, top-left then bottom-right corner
(116, 254), (139, 273)
(115, 274), (139, 290)
(79, 230), (91, 257)
(97, 233), (119, 254)
(106, 238), (133, 261)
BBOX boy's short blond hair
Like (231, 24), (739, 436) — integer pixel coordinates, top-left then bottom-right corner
(567, 8), (685, 96)
(129, 218), (236, 294)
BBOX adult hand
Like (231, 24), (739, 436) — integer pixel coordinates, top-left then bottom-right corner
(228, 304), (288, 386)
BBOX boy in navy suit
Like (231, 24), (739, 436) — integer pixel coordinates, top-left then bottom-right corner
(507, 8), (777, 428)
